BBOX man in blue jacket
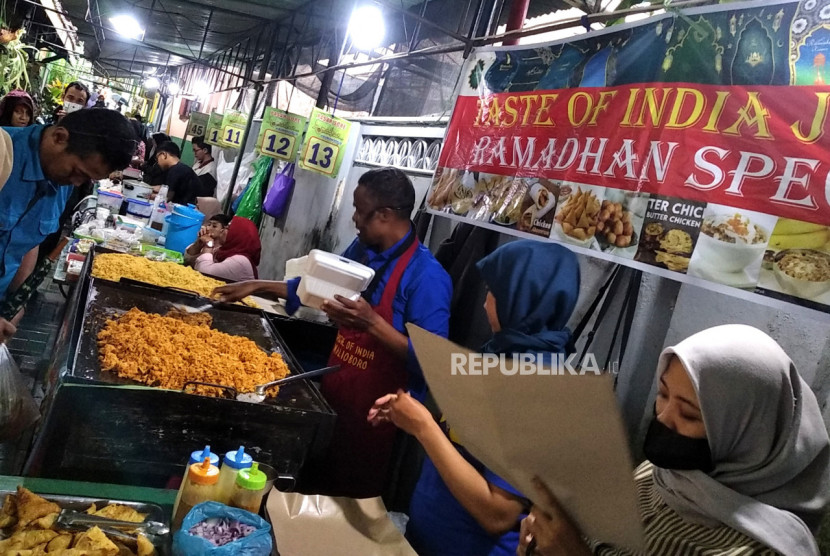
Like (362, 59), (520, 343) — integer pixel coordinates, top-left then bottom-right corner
(0, 108), (137, 342)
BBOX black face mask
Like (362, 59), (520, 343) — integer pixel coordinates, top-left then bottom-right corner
(643, 415), (714, 473)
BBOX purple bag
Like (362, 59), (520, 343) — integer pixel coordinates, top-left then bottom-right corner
(263, 162), (295, 218)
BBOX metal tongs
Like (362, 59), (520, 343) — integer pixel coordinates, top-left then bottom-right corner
(183, 364), (341, 402)
(55, 509), (169, 542)
(236, 364), (342, 402)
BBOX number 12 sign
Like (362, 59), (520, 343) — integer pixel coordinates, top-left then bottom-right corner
(256, 108), (307, 162)
(299, 108), (351, 177)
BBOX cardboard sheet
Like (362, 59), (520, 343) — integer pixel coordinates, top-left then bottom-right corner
(408, 324), (644, 552)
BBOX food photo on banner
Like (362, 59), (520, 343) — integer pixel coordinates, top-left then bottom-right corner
(426, 0), (830, 314)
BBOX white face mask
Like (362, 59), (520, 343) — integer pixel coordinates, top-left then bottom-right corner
(63, 101), (84, 114)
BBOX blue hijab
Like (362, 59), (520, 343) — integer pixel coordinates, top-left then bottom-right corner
(476, 241), (580, 357)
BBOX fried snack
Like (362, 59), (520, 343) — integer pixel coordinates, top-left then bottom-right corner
(135, 535), (154, 556)
(659, 229), (693, 255)
(0, 494), (17, 528)
(91, 254), (257, 307)
(15, 487), (60, 531)
(427, 168), (459, 208)
(596, 200), (634, 248)
(92, 506), (146, 524)
(98, 308), (289, 398)
(73, 526), (119, 556)
(555, 187), (601, 241)
(0, 488), (156, 556)
(47, 533), (73, 552)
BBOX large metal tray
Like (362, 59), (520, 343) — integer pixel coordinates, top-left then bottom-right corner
(70, 275), (329, 413)
(0, 490), (169, 554)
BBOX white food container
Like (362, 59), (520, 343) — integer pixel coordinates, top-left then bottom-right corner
(297, 250), (375, 310)
(284, 256), (309, 280)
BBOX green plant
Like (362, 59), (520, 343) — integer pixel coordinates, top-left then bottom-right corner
(0, 30), (36, 93)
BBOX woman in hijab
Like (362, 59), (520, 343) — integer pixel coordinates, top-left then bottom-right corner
(194, 216), (261, 282)
(0, 90), (35, 127)
(518, 324), (830, 556)
(368, 240), (581, 556)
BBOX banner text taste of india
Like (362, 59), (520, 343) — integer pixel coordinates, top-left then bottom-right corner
(440, 84), (830, 226)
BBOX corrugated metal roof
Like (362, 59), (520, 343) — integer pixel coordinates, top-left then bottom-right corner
(51, 0), (574, 78)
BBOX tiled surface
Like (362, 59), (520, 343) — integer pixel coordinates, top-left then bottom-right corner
(0, 279), (68, 474)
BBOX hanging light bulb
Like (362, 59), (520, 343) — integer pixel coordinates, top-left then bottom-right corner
(167, 81), (180, 95)
(144, 76), (160, 89)
(110, 15), (144, 40)
(348, 6), (385, 51)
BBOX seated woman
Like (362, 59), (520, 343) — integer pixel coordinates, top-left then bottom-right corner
(518, 324), (830, 556)
(0, 90), (35, 127)
(368, 240), (581, 556)
(184, 214), (231, 265)
(194, 216), (261, 282)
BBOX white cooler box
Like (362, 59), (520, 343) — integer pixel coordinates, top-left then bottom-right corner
(297, 250), (375, 310)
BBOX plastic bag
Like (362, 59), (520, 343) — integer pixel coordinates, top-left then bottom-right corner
(173, 501), (272, 556)
(216, 148), (257, 203)
(234, 157), (273, 226)
(0, 344), (39, 441)
(262, 163), (295, 219)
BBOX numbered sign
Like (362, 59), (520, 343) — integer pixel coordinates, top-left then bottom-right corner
(256, 108), (307, 161)
(186, 112), (209, 137)
(222, 125), (244, 147)
(299, 108), (351, 177)
(219, 110), (248, 149)
(301, 137), (338, 175)
(204, 112), (225, 147)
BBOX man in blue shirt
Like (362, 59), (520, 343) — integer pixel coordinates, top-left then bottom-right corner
(0, 108), (137, 342)
(214, 168), (452, 497)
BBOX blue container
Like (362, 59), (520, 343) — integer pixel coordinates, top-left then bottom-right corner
(165, 204), (205, 254)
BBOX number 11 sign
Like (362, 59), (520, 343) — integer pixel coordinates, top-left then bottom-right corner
(299, 108), (352, 177)
(256, 108), (307, 162)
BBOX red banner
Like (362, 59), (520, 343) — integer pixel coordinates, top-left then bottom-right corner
(438, 83), (830, 226)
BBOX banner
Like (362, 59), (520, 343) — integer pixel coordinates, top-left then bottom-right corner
(427, 0), (830, 314)
(186, 112), (209, 138)
(220, 109), (248, 149)
(299, 108), (352, 177)
(204, 111), (224, 148)
(256, 108), (307, 161)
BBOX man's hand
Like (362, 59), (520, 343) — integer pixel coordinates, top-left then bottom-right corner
(321, 295), (379, 331)
(517, 478), (591, 556)
(56, 109), (66, 120)
(0, 310), (23, 344)
(367, 390), (434, 438)
(212, 281), (259, 303)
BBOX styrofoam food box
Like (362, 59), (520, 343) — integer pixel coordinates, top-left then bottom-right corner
(297, 250), (375, 310)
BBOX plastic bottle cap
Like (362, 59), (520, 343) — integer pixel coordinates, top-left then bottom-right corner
(236, 462), (267, 490)
(189, 457), (220, 485)
(223, 446), (253, 470)
(189, 445), (219, 467)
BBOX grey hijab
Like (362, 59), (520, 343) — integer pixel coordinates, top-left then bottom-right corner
(651, 324), (830, 556)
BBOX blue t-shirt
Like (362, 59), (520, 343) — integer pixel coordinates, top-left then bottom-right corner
(286, 228), (451, 399)
(0, 126), (73, 300)
(408, 422), (526, 556)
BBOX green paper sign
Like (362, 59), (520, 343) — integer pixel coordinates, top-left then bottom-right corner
(256, 108), (307, 161)
(299, 108), (352, 177)
(220, 109), (248, 149)
(204, 111), (225, 147)
(186, 112), (209, 137)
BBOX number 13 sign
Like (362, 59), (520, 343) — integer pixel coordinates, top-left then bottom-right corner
(256, 108), (307, 162)
(299, 108), (351, 177)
